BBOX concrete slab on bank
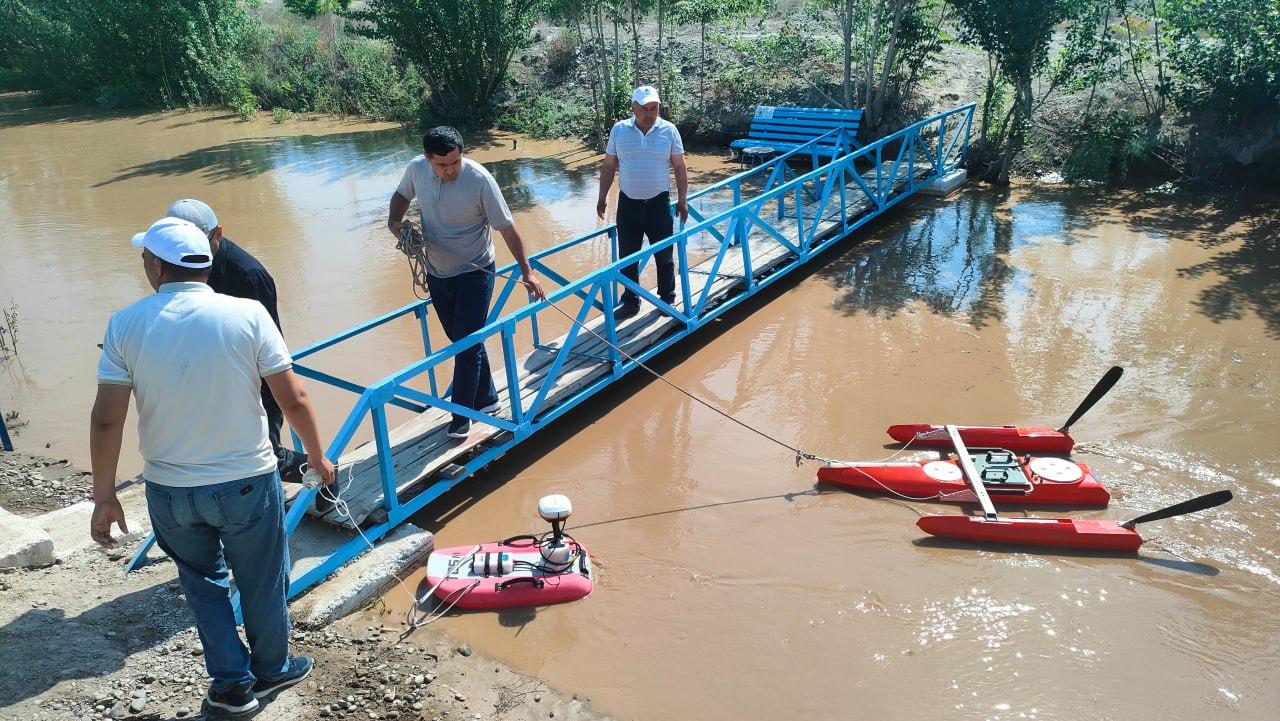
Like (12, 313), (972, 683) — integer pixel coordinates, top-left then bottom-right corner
(36, 501), (147, 560)
(0, 504), (55, 568)
(287, 518), (434, 629)
(920, 167), (968, 196)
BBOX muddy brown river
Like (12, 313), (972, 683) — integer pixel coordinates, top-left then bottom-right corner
(1, 95), (1277, 720)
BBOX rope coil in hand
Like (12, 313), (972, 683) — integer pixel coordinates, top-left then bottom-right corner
(396, 222), (432, 299)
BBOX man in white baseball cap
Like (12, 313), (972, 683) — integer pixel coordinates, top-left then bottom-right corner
(130, 216), (215, 267)
(164, 198), (306, 484)
(597, 85), (689, 320)
(90, 216), (336, 714)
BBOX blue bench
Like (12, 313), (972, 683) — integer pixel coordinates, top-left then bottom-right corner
(730, 105), (863, 159)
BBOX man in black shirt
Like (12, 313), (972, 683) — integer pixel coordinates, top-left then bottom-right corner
(166, 199), (306, 483)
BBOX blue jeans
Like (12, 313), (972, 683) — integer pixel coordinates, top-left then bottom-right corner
(145, 471), (291, 693)
(426, 264), (498, 427)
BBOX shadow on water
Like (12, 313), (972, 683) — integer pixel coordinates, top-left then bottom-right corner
(485, 156), (595, 214)
(94, 127), (420, 187)
(1022, 184), (1280, 338)
(911, 535), (1221, 575)
(816, 183), (1280, 337)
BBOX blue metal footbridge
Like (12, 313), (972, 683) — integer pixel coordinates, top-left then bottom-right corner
(127, 104), (975, 601)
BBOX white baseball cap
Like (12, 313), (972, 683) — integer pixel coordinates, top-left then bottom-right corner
(165, 198), (219, 234)
(632, 86), (661, 105)
(131, 217), (213, 268)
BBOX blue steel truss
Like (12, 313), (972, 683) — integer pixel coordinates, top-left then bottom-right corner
(126, 104), (975, 604)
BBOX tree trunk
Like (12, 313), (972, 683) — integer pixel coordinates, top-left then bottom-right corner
(630, 1), (640, 85)
(997, 79), (1033, 185)
(656, 0), (665, 98)
(868, 0), (906, 133)
(700, 20), (706, 113)
(840, 1), (854, 108)
(864, 0), (884, 111)
(979, 53), (998, 144)
(597, 1), (611, 117)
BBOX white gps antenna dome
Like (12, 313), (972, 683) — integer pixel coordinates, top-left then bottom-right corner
(538, 494), (573, 522)
(538, 494), (572, 547)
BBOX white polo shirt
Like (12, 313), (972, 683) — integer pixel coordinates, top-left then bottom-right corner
(605, 116), (685, 200)
(97, 282), (293, 487)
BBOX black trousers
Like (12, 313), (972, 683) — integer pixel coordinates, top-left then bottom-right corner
(617, 191), (675, 306)
(261, 383), (299, 471)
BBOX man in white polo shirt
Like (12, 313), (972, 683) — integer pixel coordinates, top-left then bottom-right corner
(89, 217), (335, 716)
(596, 85), (689, 319)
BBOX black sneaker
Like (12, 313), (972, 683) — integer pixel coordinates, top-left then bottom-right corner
(446, 419), (471, 439)
(659, 294), (676, 307)
(206, 686), (259, 714)
(253, 655), (314, 698)
(615, 303), (639, 320)
(277, 449), (306, 485)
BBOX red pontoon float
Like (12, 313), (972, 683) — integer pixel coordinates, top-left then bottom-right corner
(887, 366), (1124, 454)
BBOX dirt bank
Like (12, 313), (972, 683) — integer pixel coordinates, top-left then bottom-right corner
(0, 453), (608, 721)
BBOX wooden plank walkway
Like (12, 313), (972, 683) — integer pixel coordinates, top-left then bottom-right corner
(314, 159), (933, 529)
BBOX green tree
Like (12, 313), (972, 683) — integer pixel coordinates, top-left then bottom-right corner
(950, 0), (1077, 183)
(671, 0), (764, 112)
(348, 0), (541, 121)
(811, 0), (947, 133)
(1162, 0), (1280, 120)
(284, 0), (352, 18)
(1, 0), (253, 108)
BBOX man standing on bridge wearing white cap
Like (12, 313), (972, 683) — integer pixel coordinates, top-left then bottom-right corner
(89, 216), (335, 715)
(597, 85), (689, 319)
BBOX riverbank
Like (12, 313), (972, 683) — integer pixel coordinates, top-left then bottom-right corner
(0, 452), (608, 721)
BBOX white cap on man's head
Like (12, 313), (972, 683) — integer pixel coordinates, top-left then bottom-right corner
(165, 198), (219, 234)
(131, 217), (213, 268)
(632, 86), (661, 105)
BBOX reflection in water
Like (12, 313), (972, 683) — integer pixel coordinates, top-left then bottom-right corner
(834, 189), (1018, 325)
(486, 156), (595, 213)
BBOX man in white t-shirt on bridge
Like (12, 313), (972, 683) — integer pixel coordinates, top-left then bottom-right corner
(596, 85), (690, 319)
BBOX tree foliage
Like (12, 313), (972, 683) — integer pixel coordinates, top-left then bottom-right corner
(347, 0), (542, 122)
(1, 0), (252, 108)
(949, 0), (1076, 183)
(283, 0), (353, 18)
(809, 0), (947, 134)
(1162, 0), (1280, 120)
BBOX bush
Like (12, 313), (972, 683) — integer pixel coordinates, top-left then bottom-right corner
(1, 2), (420, 123)
(2, 0), (253, 108)
(237, 18), (419, 122)
(1061, 109), (1180, 184)
(1163, 0), (1280, 121)
(545, 32), (579, 77)
(498, 95), (593, 139)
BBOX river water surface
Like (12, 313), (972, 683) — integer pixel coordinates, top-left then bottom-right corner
(1, 95), (1277, 720)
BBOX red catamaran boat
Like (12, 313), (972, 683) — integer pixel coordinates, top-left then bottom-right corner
(818, 451), (1110, 506)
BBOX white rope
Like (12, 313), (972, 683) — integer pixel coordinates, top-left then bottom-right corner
(467, 262), (830, 467)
